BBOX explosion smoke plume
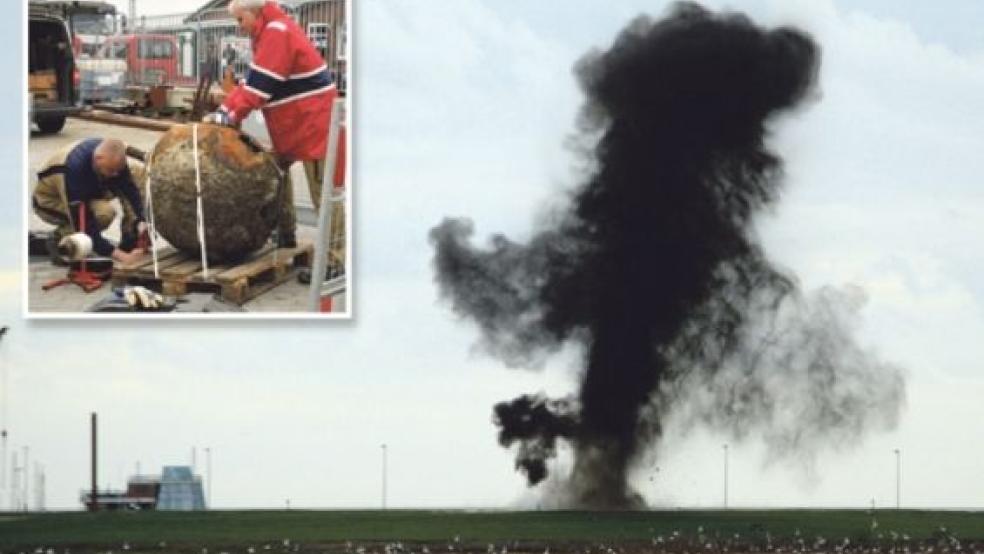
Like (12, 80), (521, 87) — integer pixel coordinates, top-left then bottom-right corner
(431, 2), (904, 508)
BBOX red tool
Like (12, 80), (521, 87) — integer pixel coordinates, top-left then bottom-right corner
(42, 202), (111, 293)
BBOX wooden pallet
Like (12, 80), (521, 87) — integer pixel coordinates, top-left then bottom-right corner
(112, 241), (313, 305)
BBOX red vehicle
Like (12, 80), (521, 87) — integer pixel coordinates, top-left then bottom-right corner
(97, 34), (194, 86)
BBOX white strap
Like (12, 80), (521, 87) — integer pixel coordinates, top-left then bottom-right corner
(145, 156), (160, 278)
(192, 124), (210, 279)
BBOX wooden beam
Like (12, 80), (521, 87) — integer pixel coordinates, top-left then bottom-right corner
(71, 110), (176, 132)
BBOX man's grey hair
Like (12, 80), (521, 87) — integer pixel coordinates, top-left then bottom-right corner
(228, 0), (266, 13)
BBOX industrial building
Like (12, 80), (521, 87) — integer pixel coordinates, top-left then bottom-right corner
(80, 465), (206, 511)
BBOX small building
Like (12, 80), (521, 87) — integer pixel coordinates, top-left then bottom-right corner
(80, 465), (205, 511)
(157, 466), (206, 510)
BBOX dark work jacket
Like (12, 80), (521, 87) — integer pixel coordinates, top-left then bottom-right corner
(62, 139), (145, 256)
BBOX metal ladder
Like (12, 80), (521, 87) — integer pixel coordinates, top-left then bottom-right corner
(308, 97), (347, 313)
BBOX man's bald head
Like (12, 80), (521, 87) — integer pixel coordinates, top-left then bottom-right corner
(93, 139), (127, 178)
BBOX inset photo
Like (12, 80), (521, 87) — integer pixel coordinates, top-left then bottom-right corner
(25, 0), (350, 317)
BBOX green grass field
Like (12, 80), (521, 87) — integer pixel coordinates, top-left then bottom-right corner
(1, 509), (983, 550)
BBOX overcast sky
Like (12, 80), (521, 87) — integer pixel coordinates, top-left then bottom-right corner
(5, 0), (984, 510)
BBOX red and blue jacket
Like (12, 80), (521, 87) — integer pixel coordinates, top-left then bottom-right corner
(220, 1), (344, 177)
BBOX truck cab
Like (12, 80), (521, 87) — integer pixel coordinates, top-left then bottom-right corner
(98, 34), (185, 87)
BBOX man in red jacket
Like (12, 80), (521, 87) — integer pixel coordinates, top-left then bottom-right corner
(205, 0), (344, 250)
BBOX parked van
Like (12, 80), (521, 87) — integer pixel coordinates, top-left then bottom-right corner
(29, 2), (82, 134)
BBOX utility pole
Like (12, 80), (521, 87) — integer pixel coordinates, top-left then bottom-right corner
(90, 413), (98, 512)
(205, 447), (212, 509)
(34, 463), (44, 512)
(10, 451), (18, 511)
(723, 443), (729, 510)
(381, 444), (387, 510)
(0, 326), (9, 509)
(894, 448), (901, 509)
(22, 446), (29, 512)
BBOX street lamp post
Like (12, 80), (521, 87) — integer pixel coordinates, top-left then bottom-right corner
(894, 448), (901, 509)
(723, 444), (729, 510)
(380, 444), (388, 510)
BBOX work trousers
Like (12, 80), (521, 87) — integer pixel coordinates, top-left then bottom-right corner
(281, 159), (346, 270)
(32, 161), (146, 246)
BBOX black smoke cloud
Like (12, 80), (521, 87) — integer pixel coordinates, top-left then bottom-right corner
(430, 2), (904, 508)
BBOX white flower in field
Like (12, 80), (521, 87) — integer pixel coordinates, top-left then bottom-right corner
(283, 540), (291, 547)
(122, 544), (130, 551)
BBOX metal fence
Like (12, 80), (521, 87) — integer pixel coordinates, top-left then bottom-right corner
(74, 0), (346, 105)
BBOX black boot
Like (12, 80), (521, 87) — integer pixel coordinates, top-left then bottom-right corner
(46, 233), (68, 267)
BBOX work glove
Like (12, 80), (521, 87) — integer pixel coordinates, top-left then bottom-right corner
(202, 111), (234, 126)
(123, 286), (164, 310)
